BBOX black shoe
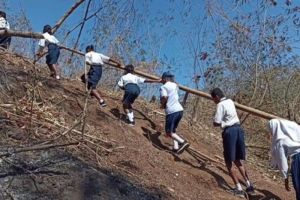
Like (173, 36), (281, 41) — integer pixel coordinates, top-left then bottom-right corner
(246, 185), (255, 195)
(99, 101), (107, 107)
(171, 148), (178, 154)
(126, 119), (135, 126)
(177, 141), (190, 154)
(129, 121), (135, 126)
(232, 188), (245, 198)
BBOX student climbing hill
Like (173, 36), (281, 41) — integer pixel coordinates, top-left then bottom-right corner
(160, 72), (189, 154)
(0, 11), (11, 49)
(81, 45), (121, 108)
(268, 119), (300, 200)
(117, 64), (160, 126)
(211, 88), (255, 198)
(36, 25), (60, 80)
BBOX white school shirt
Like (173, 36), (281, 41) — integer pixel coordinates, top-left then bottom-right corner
(160, 81), (183, 115)
(85, 51), (110, 65)
(0, 17), (9, 29)
(38, 32), (59, 47)
(118, 73), (145, 88)
(269, 119), (300, 179)
(214, 98), (240, 129)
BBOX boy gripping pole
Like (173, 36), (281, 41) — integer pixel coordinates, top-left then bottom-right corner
(117, 64), (160, 126)
(81, 45), (120, 108)
(160, 72), (189, 154)
(268, 119), (300, 200)
(0, 11), (11, 49)
(211, 88), (254, 198)
(36, 25), (60, 80)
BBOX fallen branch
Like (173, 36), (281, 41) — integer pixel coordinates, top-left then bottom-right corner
(0, 142), (79, 158)
(187, 147), (225, 166)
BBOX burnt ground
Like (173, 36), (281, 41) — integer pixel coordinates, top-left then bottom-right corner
(0, 52), (296, 200)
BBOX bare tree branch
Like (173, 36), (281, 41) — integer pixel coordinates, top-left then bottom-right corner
(52, 0), (86, 34)
(68, 0), (92, 62)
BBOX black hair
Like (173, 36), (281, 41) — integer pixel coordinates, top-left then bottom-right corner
(210, 88), (225, 98)
(124, 64), (134, 73)
(85, 45), (94, 53)
(0, 11), (6, 19)
(43, 25), (52, 34)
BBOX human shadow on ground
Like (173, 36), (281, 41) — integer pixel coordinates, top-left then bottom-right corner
(110, 107), (157, 130)
(141, 126), (283, 199)
(110, 108), (127, 122)
(141, 127), (169, 151)
(141, 126), (231, 191)
(133, 108), (157, 129)
(246, 188), (282, 200)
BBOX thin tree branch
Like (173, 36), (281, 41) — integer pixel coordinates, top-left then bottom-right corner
(68, 0), (92, 62)
(52, 0), (86, 34)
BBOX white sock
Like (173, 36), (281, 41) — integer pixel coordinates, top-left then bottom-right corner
(246, 180), (251, 187)
(130, 112), (134, 120)
(236, 183), (242, 191)
(127, 113), (133, 122)
(171, 133), (184, 143)
(173, 140), (179, 150)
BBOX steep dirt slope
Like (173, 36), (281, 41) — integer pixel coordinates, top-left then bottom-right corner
(0, 52), (295, 200)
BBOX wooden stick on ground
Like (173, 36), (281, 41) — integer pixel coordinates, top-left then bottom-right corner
(0, 142), (79, 158)
(187, 147), (225, 166)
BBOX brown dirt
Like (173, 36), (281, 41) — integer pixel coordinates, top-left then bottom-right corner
(0, 52), (295, 200)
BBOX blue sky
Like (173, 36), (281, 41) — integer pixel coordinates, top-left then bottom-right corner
(7, 0), (82, 32)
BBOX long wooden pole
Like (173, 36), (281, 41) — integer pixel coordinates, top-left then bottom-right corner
(0, 30), (280, 120)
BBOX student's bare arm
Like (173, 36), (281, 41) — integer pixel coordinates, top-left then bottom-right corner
(160, 96), (168, 109)
(213, 122), (221, 127)
(36, 46), (44, 56)
(108, 58), (121, 66)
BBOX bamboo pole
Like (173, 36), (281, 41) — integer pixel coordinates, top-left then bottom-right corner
(0, 30), (281, 120)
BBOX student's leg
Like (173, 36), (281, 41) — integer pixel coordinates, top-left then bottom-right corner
(91, 89), (104, 102)
(223, 128), (243, 191)
(47, 63), (56, 77)
(166, 112), (186, 151)
(88, 66), (105, 105)
(225, 161), (240, 186)
(291, 153), (300, 200)
(234, 160), (251, 185)
(234, 126), (253, 188)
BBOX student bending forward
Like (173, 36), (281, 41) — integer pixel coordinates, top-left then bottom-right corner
(118, 64), (160, 126)
(268, 119), (300, 200)
(211, 88), (255, 198)
(81, 45), (121, 108)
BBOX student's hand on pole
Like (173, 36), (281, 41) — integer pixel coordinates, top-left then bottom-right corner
(285, 179), (291, 191)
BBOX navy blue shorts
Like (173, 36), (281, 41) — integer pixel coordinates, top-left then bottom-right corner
(291, 152), (300, 200)
(46, 43), (60, 65)
(86, 65), (102, 89)
(123, 83), (140, 105)
(0, 36), (11, 49)
(165, 111), (183, 133)
(222, 124), (246, 163)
